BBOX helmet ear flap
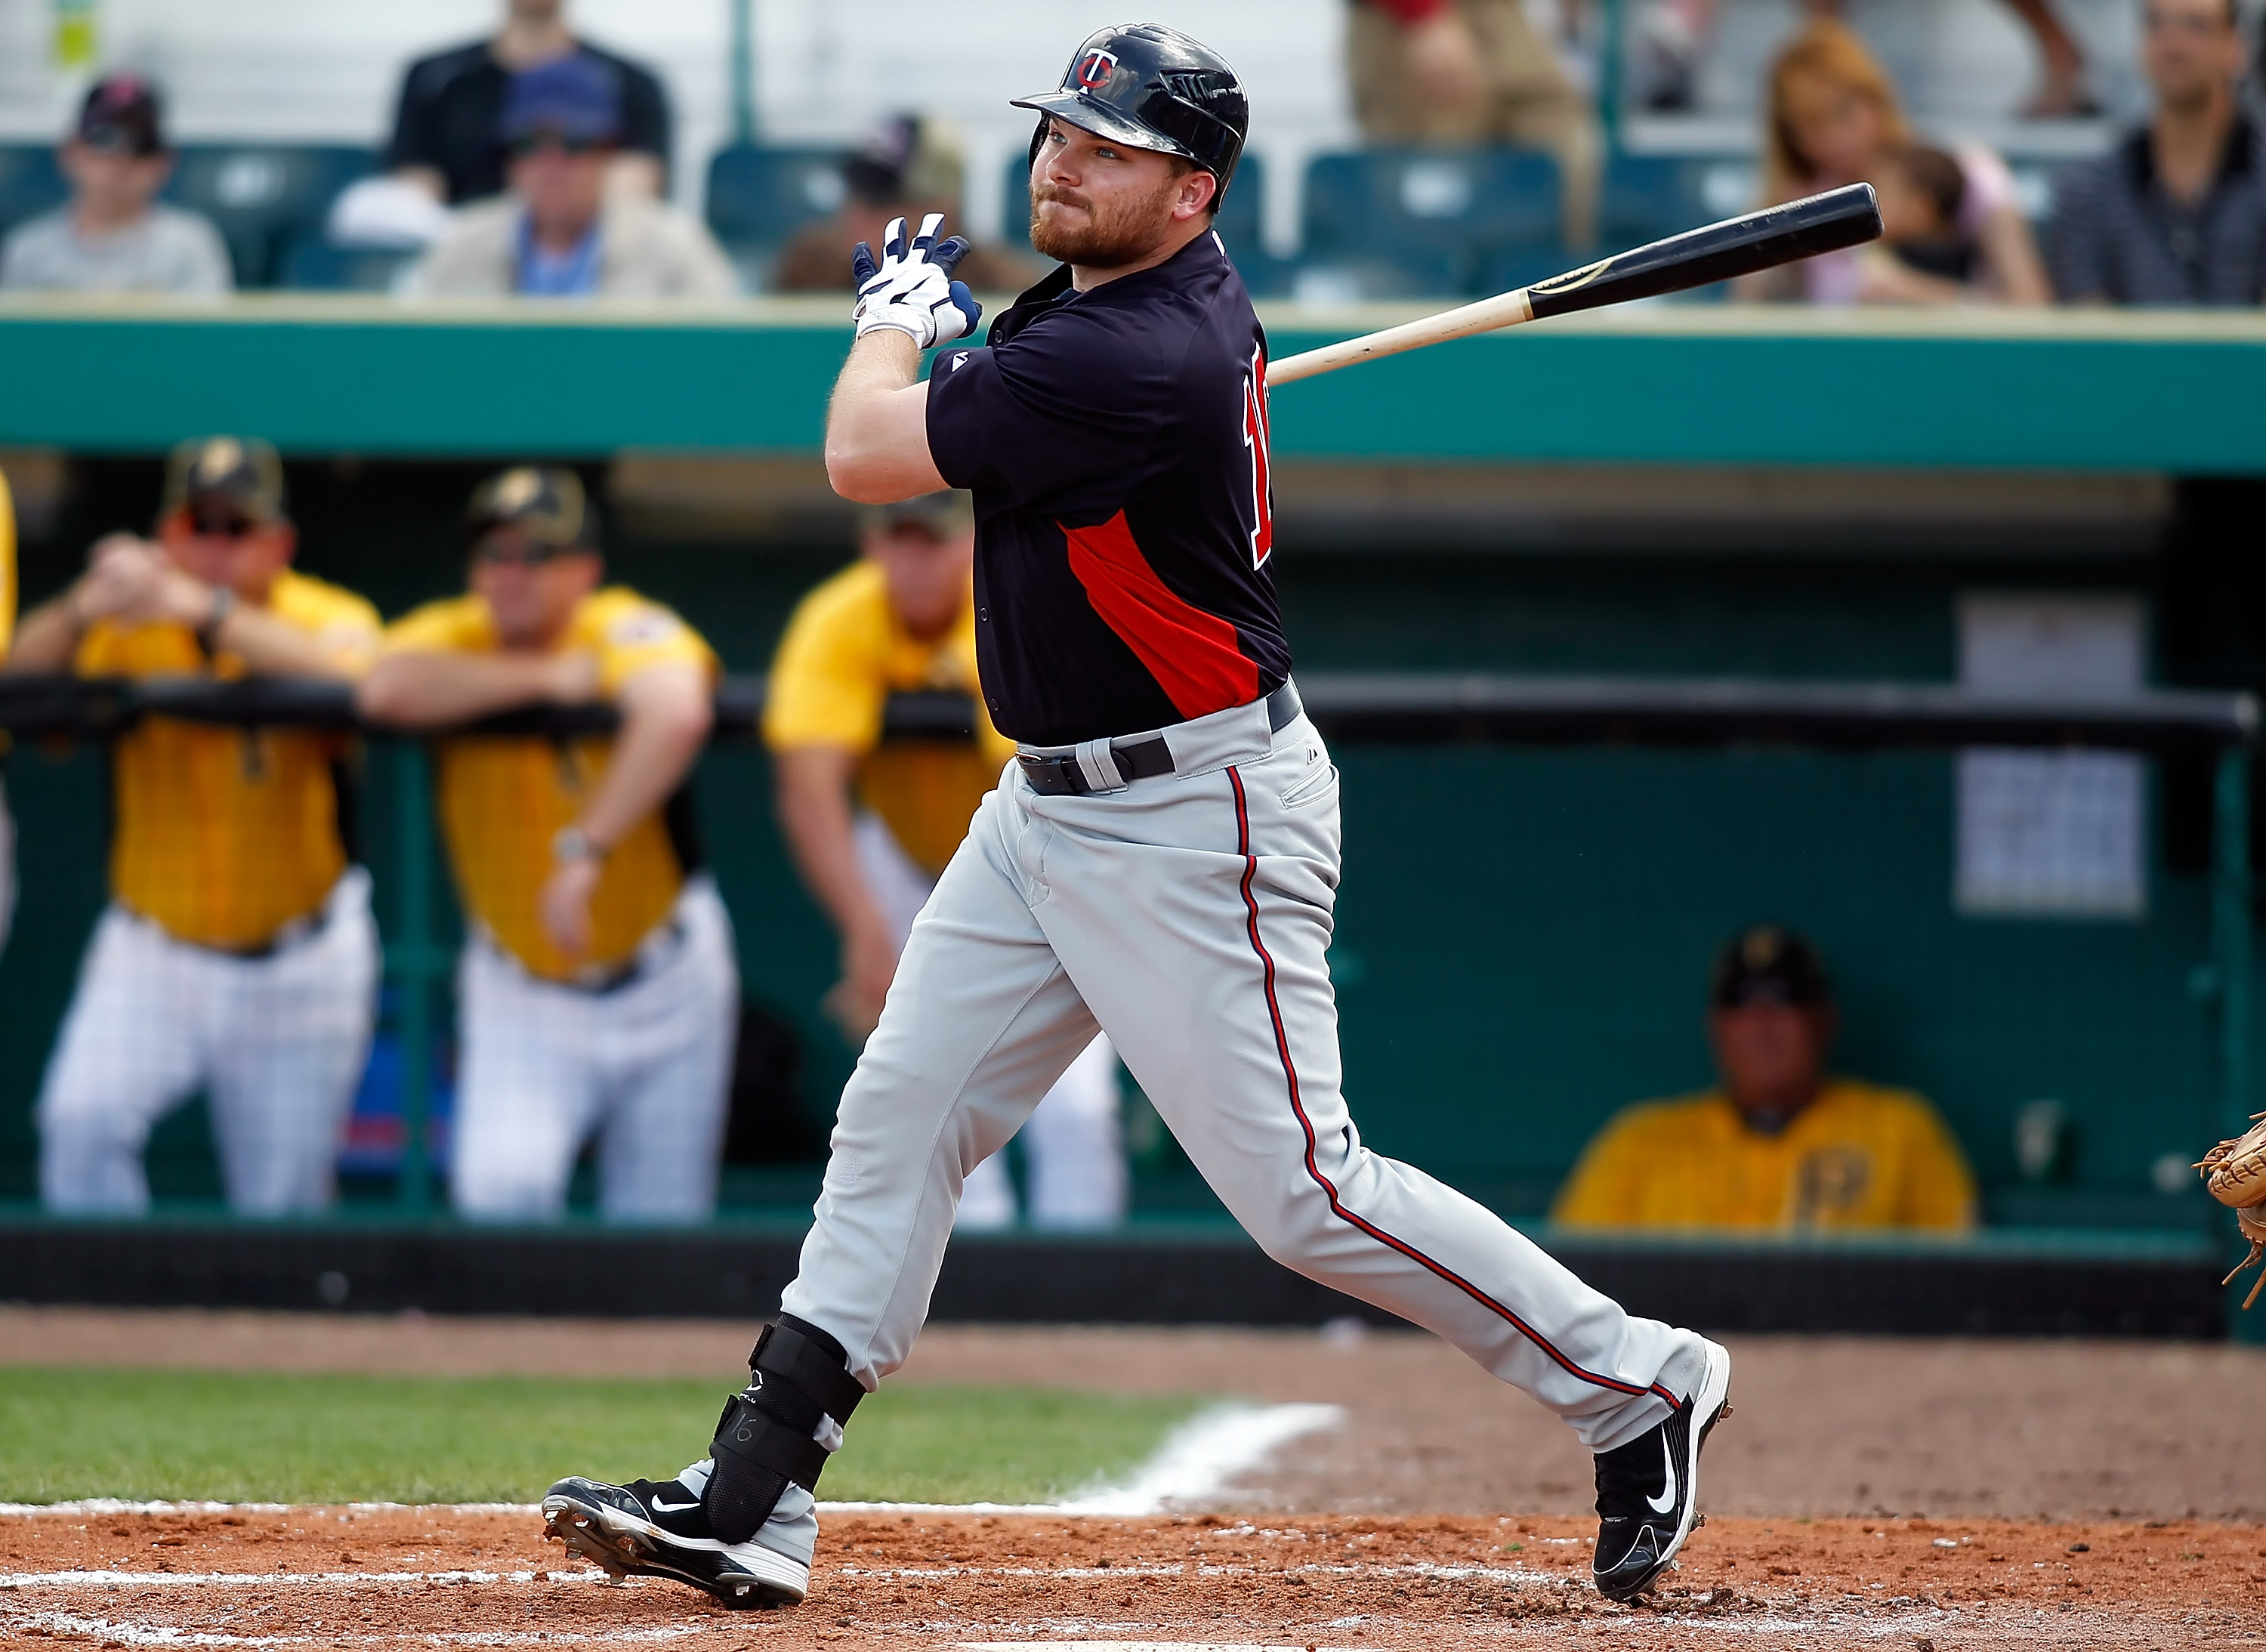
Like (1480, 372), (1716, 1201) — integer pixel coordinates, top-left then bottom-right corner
(1026, 115), (1050, 172)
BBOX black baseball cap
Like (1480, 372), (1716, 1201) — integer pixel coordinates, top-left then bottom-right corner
(858, 489), (974, 539)
(161, 436), (285, 533)
(464, 466), (594, 554)
(76, 73), (165, 159)
(1709, 925), (1832, 1010)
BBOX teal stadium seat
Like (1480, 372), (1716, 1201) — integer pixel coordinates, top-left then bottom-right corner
(164, 145), (377, 288)
(1301, 147), (1560, 299)
(705, 145), (852, 289)
(999, 150), (1284, 295)
(279, 239), (418, 292)
(0, 146), (69, 242)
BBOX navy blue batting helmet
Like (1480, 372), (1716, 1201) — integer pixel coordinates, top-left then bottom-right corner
(1013, 23), (1249, 208)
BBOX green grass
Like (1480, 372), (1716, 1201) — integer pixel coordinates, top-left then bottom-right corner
(0, 1369), (1208, 1506)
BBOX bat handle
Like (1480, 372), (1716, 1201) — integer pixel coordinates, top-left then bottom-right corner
(1265, 286), (1536, 388)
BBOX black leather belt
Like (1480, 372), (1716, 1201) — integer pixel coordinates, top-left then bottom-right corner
(1017, 681), (1302, 798)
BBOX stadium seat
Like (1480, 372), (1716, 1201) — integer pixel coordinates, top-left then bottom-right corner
(1300, 147), (1561, 298)
(279, 238), (418, 293)
(0, 145), (69, 242)
(705, 144), (851, 287)
(1598, 153), (1720, 250)
(998, 150), (1283, 295)
(164, 144), (377, 288)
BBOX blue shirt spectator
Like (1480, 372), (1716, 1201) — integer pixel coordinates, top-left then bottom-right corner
(2049, 0), (2266, 305)
(412, 54), (731, 300)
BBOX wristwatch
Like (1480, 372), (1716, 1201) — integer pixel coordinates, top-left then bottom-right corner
(552, 825), (607, 864)
(194, 586), (235, 656)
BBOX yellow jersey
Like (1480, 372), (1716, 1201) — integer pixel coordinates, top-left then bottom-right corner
(762, 559), (1016, 876)
(382, 587), (718, 982)
(76, 570), (380, 950)
(1551, 1078), (1978, 1234)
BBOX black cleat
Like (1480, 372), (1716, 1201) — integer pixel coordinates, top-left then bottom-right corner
(1591, 1337), (1732, 1603)
(541, 1468), (812, 1608)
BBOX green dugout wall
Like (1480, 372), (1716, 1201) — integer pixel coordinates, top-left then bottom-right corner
(0, 299), (2261, 1244)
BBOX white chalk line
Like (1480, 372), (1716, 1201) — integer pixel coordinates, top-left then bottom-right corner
(0, 1400), (1344, 1524)
(2, 1607), (712, 1647)
(821, 1400), (1345, 1516)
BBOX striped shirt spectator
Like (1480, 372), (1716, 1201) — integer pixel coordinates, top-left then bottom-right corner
(2048, 0), (2264, 306)
(2049, 119), (2266, 304)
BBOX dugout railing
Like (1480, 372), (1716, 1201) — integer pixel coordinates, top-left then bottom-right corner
(0, 671), (2256, 1338)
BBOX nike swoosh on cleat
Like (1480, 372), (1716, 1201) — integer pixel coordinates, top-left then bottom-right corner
(649, 1497), (702, 1513)
(1646, 1436), (1678, 1515)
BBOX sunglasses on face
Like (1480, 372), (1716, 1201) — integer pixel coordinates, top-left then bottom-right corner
(179, 506), (264, 541)
(508, 134), (607, 159)
(472, 535), (580, 567)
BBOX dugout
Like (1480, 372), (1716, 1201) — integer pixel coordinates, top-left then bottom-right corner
(0, 298), (2261, 1337)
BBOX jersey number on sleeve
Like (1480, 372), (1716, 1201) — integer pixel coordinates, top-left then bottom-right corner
(1243, 344), (1274, 570)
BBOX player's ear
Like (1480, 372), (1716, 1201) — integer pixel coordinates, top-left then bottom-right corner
(269, 521), (299, 564)
(1177, 165), (1218, 221)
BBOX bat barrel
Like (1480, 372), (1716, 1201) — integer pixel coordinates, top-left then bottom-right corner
(1524, 182), (1882, 320)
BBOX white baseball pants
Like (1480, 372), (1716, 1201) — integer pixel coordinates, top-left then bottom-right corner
(785, 690), (1706, 1451)
(38, 868), (378, 1215)
(852, 811), (1126, 1231)
(451, 875), (738, 1224)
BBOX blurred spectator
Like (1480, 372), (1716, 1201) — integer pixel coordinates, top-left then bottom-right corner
(1347, 0), (1601, 248)
(1553, 926), (1977, 1232)
(357, 468), (736, 1224)
(763, 491), (1128, 1230)
(1633, 0), (2092, 118)
(0, 75), (231, 295)
(1863, 140), (1993, 300)
(412, 56), (733, 299)
(386, 0), (669, 206)
(774, 115), (1043, 295)
(1742, 21), (2049, 304)
(2050, 0), (2263, 304)
(6, 438), (381, 1215)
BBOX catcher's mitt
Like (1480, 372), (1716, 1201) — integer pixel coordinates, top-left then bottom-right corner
(2198, 1112), (2266, 1310)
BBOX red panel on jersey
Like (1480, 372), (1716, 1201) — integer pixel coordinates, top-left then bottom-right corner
(1062, 510), (1261, 721)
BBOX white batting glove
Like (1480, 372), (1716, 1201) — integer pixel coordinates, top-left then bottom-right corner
(851, 212), (982, 348)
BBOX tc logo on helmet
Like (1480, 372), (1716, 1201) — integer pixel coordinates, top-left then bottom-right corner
(1074, 48), (1118, 89)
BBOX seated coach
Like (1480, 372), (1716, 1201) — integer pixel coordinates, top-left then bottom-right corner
(1554, 925), (1977, 1232)
(357, 467), (736, 1223)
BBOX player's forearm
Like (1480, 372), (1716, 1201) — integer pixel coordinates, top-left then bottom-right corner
(356, 650), (573, 727)
(573, 663), (713, 851)
(824, 332), (949, 505)
(773, 747), (894, 944)
(1, 594), (85, 672)
(212, 604), (372, 681)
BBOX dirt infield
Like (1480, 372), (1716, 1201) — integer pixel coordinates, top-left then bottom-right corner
(4, 1308), (2262, 1521)
(2, 1310), (2262, 1645)
(2, 1505), (2257, 1649)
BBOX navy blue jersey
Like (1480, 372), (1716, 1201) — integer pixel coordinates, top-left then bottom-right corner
(926, 230), (1288, 747)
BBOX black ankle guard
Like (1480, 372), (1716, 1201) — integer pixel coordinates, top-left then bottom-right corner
(702, 1315), (866, 1543)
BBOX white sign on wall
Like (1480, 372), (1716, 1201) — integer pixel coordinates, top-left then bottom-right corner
(1953, 593), (2147, 919)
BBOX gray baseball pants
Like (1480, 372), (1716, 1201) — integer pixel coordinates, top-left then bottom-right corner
(781, 687), (1705, 1451)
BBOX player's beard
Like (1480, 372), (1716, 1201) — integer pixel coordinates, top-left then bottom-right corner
(1030, 171), (1189, 268)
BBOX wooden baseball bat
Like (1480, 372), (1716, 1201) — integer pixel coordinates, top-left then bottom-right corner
(1265, 182), (1882, 388)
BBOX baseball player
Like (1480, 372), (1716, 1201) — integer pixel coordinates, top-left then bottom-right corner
(764, 487), (1126, 1231)
(7, 437), (381, 1214)
(544, 24), (1730, 1610)
(357, 468), (736, 1224)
